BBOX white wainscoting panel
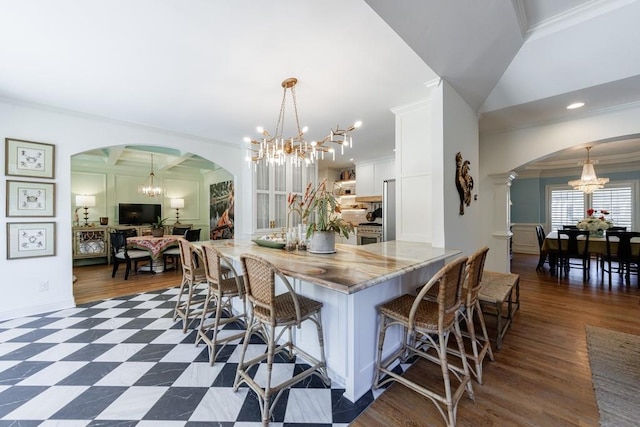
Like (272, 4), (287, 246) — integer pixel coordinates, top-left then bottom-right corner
(512, 223), (540, 254)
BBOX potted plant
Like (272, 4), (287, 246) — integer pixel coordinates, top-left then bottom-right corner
(151, 216), (168, 237)
(288, 179), (353, 253)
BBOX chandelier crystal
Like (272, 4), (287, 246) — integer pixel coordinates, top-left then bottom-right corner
(567, 146), (609, 194)
(244, 77), (361, 168)
(138, 154), (164, 197)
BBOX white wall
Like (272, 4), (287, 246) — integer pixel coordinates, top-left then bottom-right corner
(393, 80), (480, 258)
(71, 166), (205, 229)
(441, 80), (481, 256)
(393, 98), (435, 243)
(0, 98), (246, 320)
(479, 103), (640, 271)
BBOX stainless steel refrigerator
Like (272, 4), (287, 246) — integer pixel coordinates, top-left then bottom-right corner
(382, 179), (396, 241)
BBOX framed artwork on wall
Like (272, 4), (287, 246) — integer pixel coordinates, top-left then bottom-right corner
(210, 180), (234, 240)
(6, 180), (56, 217)
(7, 222), (56, 259)
(5, 138), (56, 179)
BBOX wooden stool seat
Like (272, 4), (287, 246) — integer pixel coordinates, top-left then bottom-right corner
(478, 271), (520, 349)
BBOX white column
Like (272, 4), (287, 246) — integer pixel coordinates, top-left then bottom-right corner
(485, 171), (517, 272)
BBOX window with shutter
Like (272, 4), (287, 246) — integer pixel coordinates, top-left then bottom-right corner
(549, 187), (584, 232)
(546, 181), (636, 232)
(592, 185), (633, 231)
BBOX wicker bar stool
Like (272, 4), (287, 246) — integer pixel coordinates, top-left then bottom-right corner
(195, 243), (247, 365)
(374, 256), (473, 427)
(447, 246), (494, 384)
(173, 238), (209, 332)
(415, 247), (494, 384)
(234, 254), (330, 426)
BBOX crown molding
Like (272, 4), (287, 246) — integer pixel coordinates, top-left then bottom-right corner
(511, 0), (529, 38)
(526, 0), (638, 41)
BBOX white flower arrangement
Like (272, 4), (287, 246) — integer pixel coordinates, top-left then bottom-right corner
(576, 209), (613, 232)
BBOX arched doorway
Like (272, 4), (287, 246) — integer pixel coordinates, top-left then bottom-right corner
(70, 144), (236, 303)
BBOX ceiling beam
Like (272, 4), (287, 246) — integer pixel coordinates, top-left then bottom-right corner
(106, 146), (125, 166)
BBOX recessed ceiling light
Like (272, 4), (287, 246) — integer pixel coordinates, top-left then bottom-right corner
(567, 102), (585, 110)
(349, 158), (354, 162)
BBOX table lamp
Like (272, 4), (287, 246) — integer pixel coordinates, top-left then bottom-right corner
(170, 198), (185, 224)
(75, 195), (96, 226)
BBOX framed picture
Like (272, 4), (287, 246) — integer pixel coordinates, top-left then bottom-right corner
(7, 222), (56, 259)
(6, 180), (56, 217)
(5, 138), (56, 179)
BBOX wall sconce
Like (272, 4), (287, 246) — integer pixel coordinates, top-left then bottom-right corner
(170, 198), (185, 224)
(75, 195), (96, 226)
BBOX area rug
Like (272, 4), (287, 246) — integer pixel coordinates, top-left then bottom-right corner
(586, 325), (640, 427)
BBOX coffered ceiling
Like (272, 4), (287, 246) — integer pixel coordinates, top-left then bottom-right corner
(1, 0), (639, 173)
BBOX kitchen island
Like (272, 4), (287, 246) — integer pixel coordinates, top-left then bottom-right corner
(198, 239), (461, 402)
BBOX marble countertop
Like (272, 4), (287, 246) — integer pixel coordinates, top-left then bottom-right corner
(195, 239), (461, 294)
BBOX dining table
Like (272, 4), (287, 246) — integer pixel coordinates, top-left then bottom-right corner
(126, 235), (182, 272)
(540, 231), (640, 276)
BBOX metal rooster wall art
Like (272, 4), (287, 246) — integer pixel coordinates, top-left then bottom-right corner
(455, 152), (474, 215)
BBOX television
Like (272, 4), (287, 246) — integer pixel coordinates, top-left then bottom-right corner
(118, 203), (162, 225)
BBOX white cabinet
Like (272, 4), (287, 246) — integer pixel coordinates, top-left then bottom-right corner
(355, 163), (375, 195)
(336, 232), (357, 245)
(374, 158), (395, 194)
(356, 157), (395, 196)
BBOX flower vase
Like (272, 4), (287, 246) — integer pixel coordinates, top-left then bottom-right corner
(284, 227), (297, 251)
(298, 223), (308, 251)
(590, 229), (604, 237)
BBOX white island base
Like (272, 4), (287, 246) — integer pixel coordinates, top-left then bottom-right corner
(200, 239), (461, 403)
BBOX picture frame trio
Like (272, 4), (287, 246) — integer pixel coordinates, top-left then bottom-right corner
(4, 138), (57, 259)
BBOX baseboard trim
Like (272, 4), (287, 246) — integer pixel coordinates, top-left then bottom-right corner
(0, 298), (76, 321)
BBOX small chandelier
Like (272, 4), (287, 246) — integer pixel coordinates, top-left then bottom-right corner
(568, 146), (609, 194)
(244, 77), (361, 168)
(138, 154), (163, 197)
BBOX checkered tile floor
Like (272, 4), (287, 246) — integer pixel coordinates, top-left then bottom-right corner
(0, 287), (392, 426)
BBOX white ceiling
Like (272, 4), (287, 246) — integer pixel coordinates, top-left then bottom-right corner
(1, 0), (639, 173)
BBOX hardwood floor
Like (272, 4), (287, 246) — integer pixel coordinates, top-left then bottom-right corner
(72, 253), (640, 426)
(351, 253), (640, 427)
(73, 261), (184, 305)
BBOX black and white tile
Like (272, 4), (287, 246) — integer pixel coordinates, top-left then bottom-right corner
(0, 287), (390, 426)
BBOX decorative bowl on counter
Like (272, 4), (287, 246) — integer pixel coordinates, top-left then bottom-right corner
(251, 238), (286, 249)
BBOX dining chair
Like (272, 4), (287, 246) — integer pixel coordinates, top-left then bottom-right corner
(195, 243), (246, 365)
(172, 226), (191, 236)
(592, 227), (625, 272)
(235, 254), (330, 426)
(535, 225), (549, 271)
(602, 231), (640, 287)
(374, 256), (473, 427)
(110, 231), (152, 280)
(556, 229), (590, 281)
(185, 228), (201, 242)
(173, 238), (209, 332)
(120, 227), (138, 239)
(562, 225), (579, 230)
(163, 228), (199, 271)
